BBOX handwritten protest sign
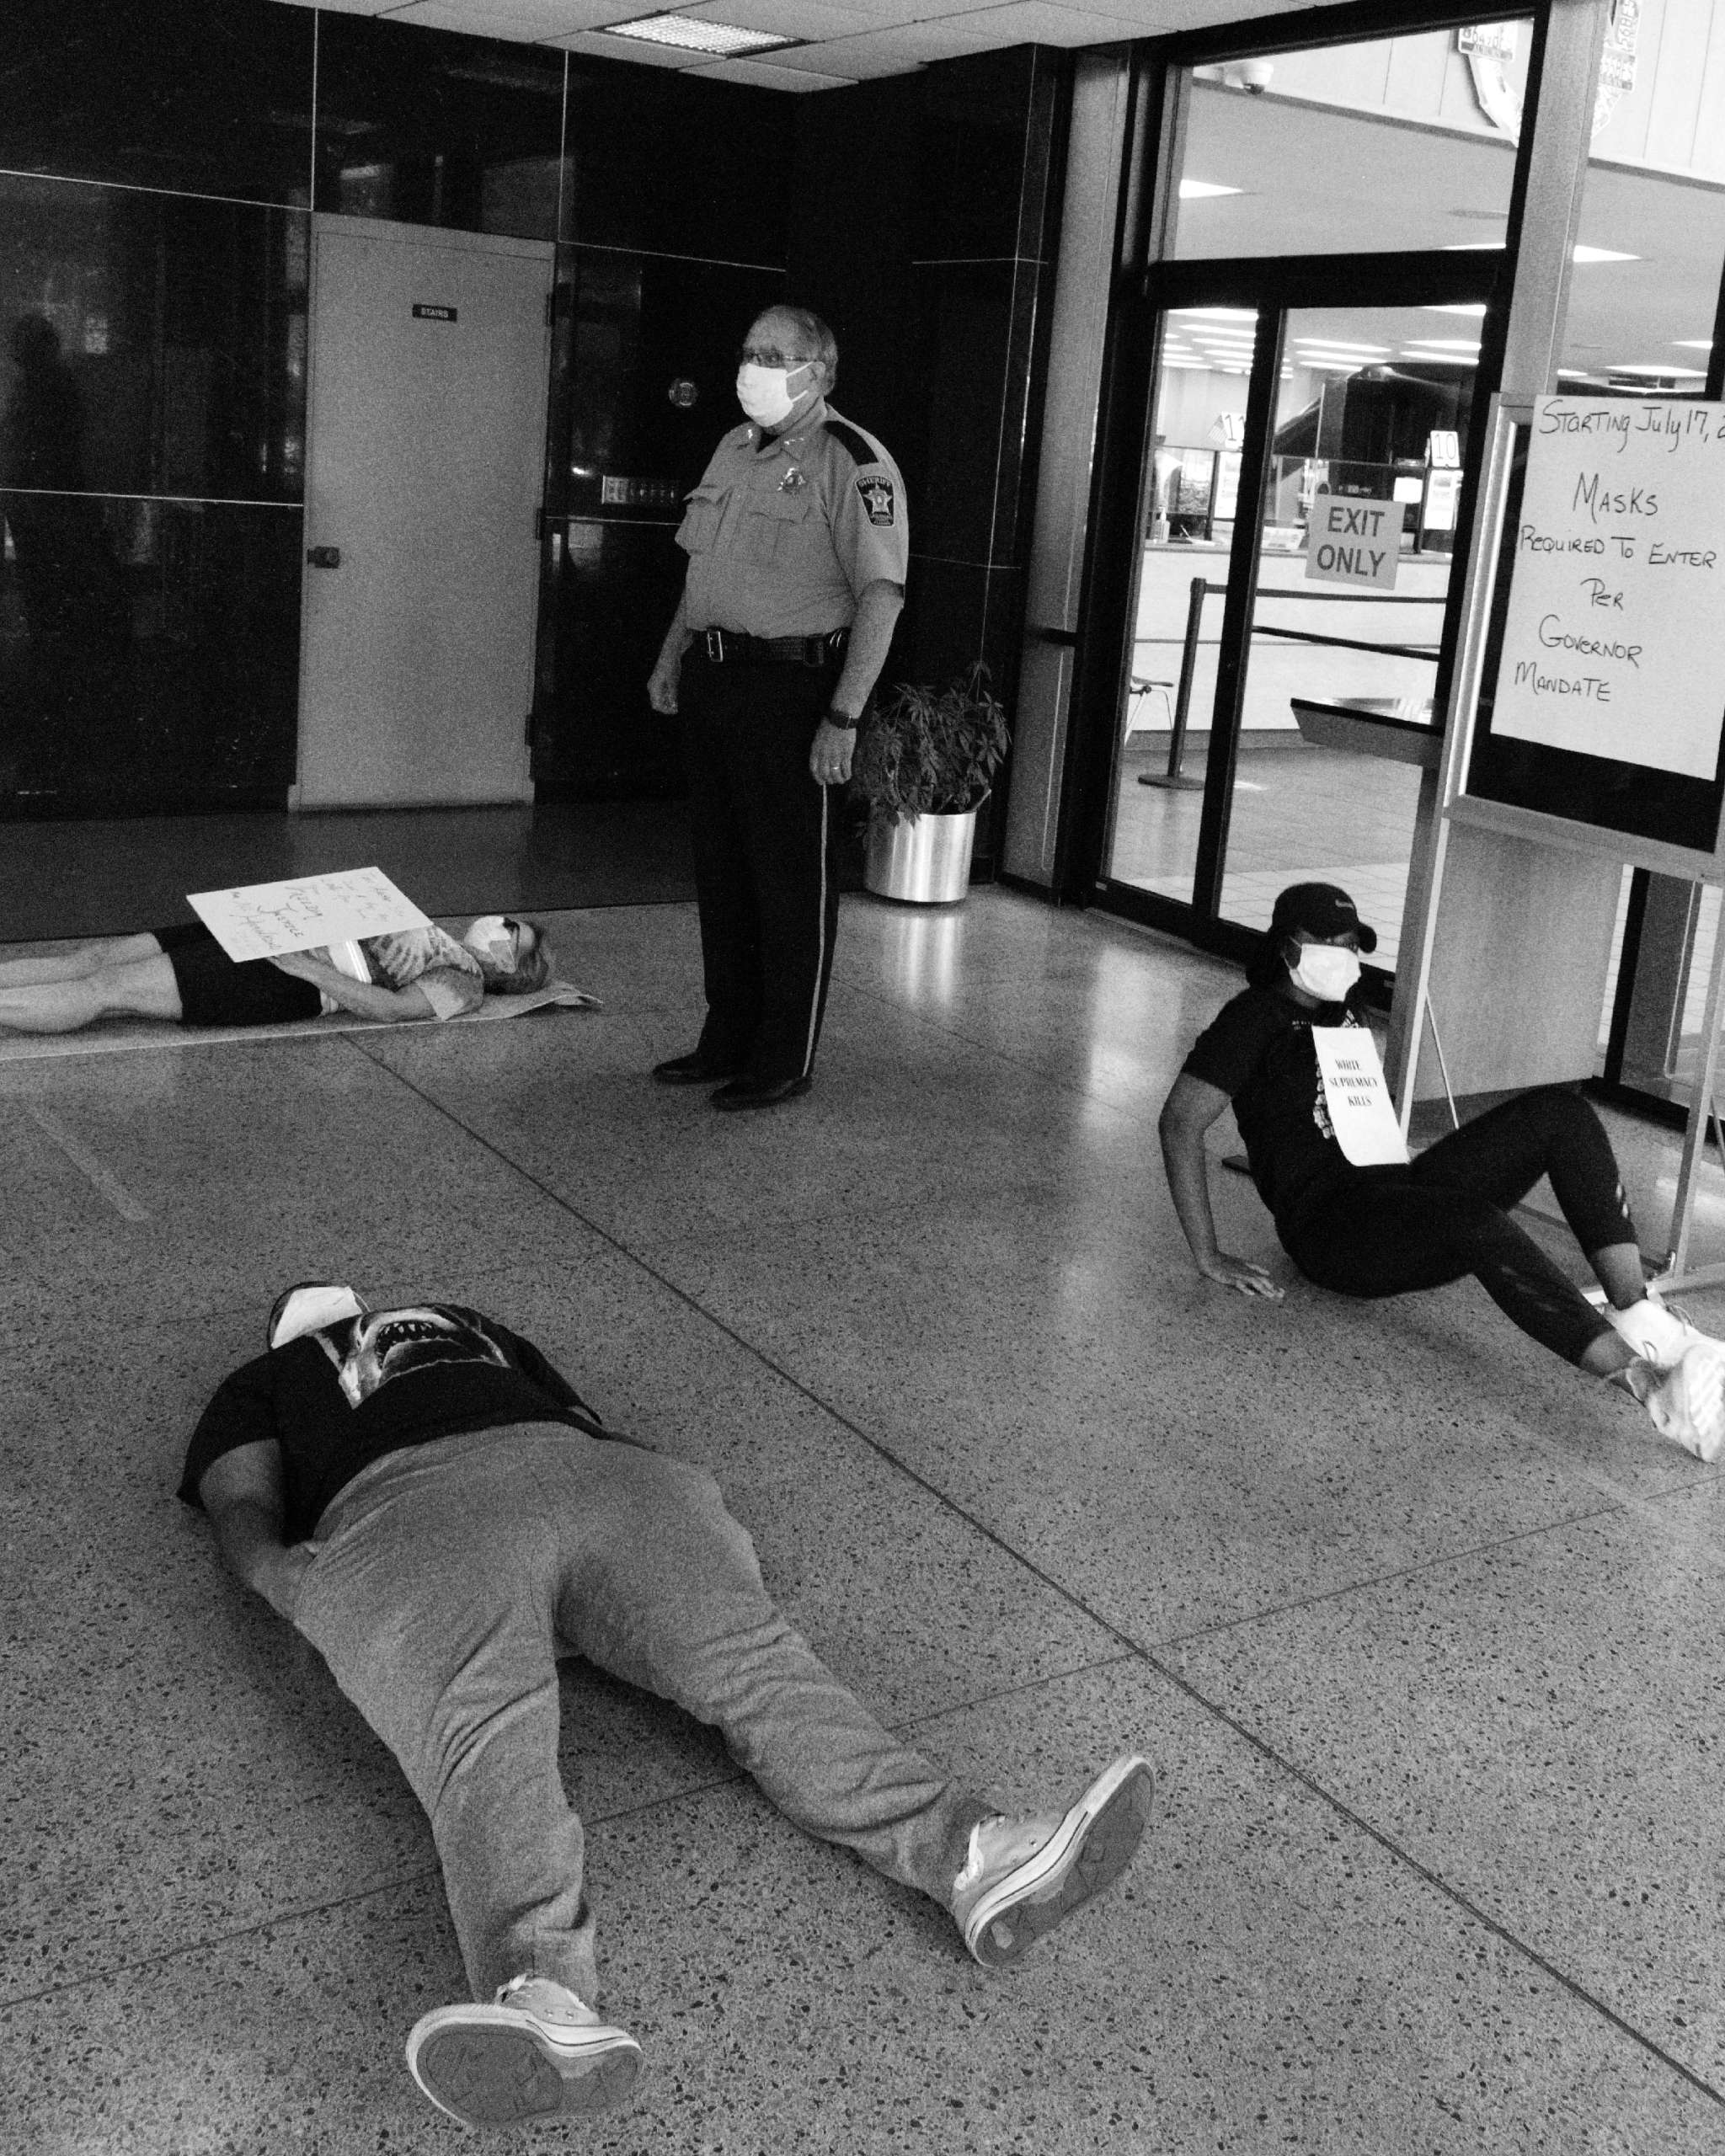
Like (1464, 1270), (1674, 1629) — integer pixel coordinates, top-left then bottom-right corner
(188, 867), (430, 963)
(1492, 398), (1725, 779)
(1311, 1027), (1409, 1166)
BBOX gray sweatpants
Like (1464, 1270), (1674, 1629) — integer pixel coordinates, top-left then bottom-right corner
(292, 1423), (989, 2006)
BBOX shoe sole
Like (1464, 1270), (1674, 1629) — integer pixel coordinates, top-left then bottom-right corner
(409, 2021), (641, 2127)
(711, 1079), (812, 1112)
(964, 1757), (1156, 1969)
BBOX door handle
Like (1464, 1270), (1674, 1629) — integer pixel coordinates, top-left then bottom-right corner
(306, 545), (342, 569)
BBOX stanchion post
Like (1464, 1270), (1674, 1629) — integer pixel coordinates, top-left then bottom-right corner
(1139, 575), (1208, 793)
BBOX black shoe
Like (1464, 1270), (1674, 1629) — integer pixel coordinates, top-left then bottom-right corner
(710, 1075), (812, 1112)
(653, 1051), (744, 1086)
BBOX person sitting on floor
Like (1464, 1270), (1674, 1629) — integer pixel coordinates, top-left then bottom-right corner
(1157, 879), (1725, 1463)
(0, 913), (550, 1033)
(180, 1282), (1156, 2132)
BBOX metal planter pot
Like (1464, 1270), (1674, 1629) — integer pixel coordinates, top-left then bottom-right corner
(863, 801), (981, 904)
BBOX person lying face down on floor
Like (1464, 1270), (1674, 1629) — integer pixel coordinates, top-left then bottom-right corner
(1157, 880), (1725, 1464)
(0, 913), (551, 1033)
(179, 1283), (1156, 2134)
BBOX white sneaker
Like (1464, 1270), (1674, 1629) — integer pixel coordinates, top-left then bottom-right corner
(1605, 1293), (1717, 1368)
(1637, 1341), (1725, 1464)
(407, 1976), (641, 2128)
(950, 1753), (1155, 1969)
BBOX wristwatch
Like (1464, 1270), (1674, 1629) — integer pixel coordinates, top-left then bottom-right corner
(825, 707), (858, 730)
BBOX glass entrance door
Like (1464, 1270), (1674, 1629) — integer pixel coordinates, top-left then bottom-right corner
(1215, 302), (1477, 972)
(1098, 269), (1492, 980)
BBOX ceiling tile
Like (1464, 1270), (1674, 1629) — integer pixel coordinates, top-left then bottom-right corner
(547, 25), (702, 62)
(384, 1), (583, 35)
(685, 53), (859, 86)
(929, 0), (1148, 42)
(681, 0), (884, 38)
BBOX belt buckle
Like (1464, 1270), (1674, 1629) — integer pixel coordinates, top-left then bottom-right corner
(803, 636), (826, 668)
(704, 627), (724, 663)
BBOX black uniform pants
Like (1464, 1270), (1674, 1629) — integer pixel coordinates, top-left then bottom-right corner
(679, 650), (842, 1081)
(1279, 1087), (1635, 1366)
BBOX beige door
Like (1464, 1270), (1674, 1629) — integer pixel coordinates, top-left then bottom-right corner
(296, 216), (552, 808)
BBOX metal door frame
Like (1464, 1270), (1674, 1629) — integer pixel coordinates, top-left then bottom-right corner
(1077, 246), (1504, 963)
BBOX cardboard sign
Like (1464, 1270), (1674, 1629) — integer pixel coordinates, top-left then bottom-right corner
(1305, 491), (1401, 590)
(1311, 1027), (1409, 1166)
(1492, 397), (1725, 779)
(188, 867), (430, 963)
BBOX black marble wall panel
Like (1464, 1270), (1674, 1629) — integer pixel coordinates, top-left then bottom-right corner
(314, 13), (566, 242)
(790, 48), (1069, 868)
(0, 0), (313, 205)
(532, 519), (689, 799)
(561, 60), (791, 262)
(532, 248), (787, 795)
(0, 498), (302, 814)
(0, 176), (307, 504)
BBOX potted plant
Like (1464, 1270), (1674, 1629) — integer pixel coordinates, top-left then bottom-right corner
(850, 661), (1009, 904)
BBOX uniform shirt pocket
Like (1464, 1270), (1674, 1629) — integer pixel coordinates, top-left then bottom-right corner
(676, 483), (727, 556)
(737, 490), (816, 565)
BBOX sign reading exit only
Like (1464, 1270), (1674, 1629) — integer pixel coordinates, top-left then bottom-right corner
(1305, 490), (1401, 590)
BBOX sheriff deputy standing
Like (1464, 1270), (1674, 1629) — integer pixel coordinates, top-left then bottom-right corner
(646, 305), (908, 1112)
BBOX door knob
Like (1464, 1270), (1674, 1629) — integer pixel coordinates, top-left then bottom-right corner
(306, 545), (341, 568)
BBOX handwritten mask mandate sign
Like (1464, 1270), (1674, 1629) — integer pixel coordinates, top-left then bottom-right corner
(1311, 1027), (1410, 1167)
(1493, 398), (1725, 779)
(1305, 491), (1401, 591)
(188, 867), (431, 963)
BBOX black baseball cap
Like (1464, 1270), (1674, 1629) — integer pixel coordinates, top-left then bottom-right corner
(1268, 882), (1377, 953)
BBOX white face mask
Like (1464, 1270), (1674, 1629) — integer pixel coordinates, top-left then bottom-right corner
(462, 915), (521, 975)
(1290, 942), (1361, 1001)
(736, 360), (811, 428)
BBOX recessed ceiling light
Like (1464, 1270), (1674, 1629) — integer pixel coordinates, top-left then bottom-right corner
(601, 11), (798, 55)
(1407, 339), (1481, 351)
(1179, 179), (1242, 200)
(1441, 242), (1507, 252)
(1573, 244), (1639, 264)
(1674, 339), (1714, 350)
(1610, 362), (1705, 376)
(1424, 303), (1487, 318)
(1170, 307), (1257, 322)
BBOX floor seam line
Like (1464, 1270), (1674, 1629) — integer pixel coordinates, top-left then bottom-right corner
(331, 1041), (1722, 2108)
(2, 1662), (1163, 2013)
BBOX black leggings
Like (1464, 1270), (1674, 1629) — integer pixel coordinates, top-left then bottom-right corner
(1280, 1087), (1635, 1366)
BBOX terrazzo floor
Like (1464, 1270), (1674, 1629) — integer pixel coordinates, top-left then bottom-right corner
(4, 888), (1723, 2154)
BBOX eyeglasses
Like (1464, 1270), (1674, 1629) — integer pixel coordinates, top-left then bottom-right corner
(737, 345), (813, 371)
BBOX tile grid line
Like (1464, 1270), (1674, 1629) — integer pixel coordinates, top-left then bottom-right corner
(0, 1654), (1150, 2016)
(338, 1036), (1725, 2113)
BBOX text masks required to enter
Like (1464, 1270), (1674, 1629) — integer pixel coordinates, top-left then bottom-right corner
(1493, 398), (1725, 779)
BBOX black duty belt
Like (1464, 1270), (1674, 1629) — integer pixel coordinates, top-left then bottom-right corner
(697, 627), (847, 668)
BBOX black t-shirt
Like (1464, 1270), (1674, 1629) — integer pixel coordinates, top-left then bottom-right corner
(178, 1304), (625, 1542)
(1182, 985), (1371, 1232)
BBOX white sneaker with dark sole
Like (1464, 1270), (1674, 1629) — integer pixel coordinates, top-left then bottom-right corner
(1639, 1340), (1725, 1463)
(407, 1977), (641, 2130)
(952, 1753), (1156, 1969)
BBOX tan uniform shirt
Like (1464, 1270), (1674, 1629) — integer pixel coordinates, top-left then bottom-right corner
(676, 398), (909, 639)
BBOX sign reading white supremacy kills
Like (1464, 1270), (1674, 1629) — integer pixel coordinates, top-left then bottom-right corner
(188, 867), (431, 963)
(1311, 1027), (1409, 1166)
(1492, 398), (1725, 779)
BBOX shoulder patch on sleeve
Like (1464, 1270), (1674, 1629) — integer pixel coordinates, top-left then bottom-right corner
(823, 419), (876, 467)
(855, 473), (896, 526)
